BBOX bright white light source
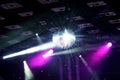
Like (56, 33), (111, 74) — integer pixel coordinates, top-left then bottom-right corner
(36, 33), (38, 36)
(107, 42), (112, 47)
(52, 29), (76, 49)
(42, 49), (54, 58)
(3, 42), (55, 59)
(3, 29), (76, 59)
(23, 61), (34, 80)
(79, 55), (82, 58)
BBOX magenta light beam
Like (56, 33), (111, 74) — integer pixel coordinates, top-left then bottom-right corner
(90, 42), (112, 66)
(29, 49), (54, 68)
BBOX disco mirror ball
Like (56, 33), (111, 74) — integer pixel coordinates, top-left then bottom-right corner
(52, 29), (76, 49)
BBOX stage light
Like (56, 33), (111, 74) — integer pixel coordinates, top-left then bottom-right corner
(35, 33), (38, 36)
(23, 61), (34, 80)
(79, 55), (82, 58)
(3, 42), (55, 59)
(29, 49), (53, 68)
(42, 49), (53, 58)
(107, 42), (112, 47)
(89, 42), (112, 66)
(36, 33), (42, 44)
(52, 29), (76, 49)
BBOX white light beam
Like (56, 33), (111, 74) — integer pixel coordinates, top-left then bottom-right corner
(23, 61), (34, 80)
(3, 42), (55, 59)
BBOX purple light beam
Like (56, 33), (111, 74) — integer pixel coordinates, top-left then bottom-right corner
(29, 49), (53, 68)
(89, 42), (112, 66)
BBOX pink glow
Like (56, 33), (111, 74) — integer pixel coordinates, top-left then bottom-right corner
(42, 49), (53, 58)
(107, 42), (112, 47)
(89, 42), (112, 66)
(29, 49), (53, 68)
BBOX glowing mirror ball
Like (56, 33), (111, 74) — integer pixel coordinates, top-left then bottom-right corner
(52, 29), (76, 49)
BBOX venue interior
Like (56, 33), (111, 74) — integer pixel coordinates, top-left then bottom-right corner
(0, 0), (120, 80)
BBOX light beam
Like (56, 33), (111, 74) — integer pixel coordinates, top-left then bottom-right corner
(23, 60), (34, 80)
(51, 47), (81, 56)
(3, 42), (55, 59)
(42, 49), (53, 58)
(89, 42), (112, 66)
(29, 49), (53, 68)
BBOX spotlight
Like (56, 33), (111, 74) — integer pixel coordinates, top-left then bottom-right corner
(79, 55), (82, 58)
(90, 42), (112, 66)
(52, 29), (76, 49)
(35, 33), (38, 36)
(107, 42), (112, 47)
(23, 60), (26, 63)
(36, 33), (42, 44)
(42, 49), (54, 58)
(23, 61), (34, 80)
(29, 50), (53, 68)
(3, 29), (76, 59)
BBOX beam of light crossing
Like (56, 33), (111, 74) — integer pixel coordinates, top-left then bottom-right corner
(107, 42), (112, 47)
(3, 29), (76, 59)
(42, 49), (54, 58)
(23, 60), (34, 80)
(29, 49), (54, 68)
(49, 46), (98, 57)
(3, 42), (55, 59)
(51, 47), (81, 56)
(79, 55), (99, 80)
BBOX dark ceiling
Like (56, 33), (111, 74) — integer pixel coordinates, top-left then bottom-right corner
(0, 0), (120, 80)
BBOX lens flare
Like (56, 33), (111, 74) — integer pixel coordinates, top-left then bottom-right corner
(52, 29), (76, 49)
